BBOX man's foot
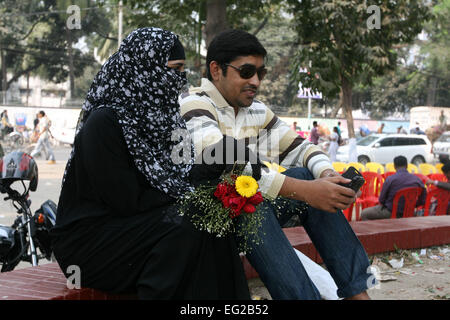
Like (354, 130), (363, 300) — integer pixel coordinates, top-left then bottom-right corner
(47, 160), (56, 164)
(344, 291), (371, 300)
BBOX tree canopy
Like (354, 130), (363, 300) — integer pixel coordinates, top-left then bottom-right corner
(2, 0), (447, 118)
(0, 0), (107, 101)
(285, 0), (431, 137)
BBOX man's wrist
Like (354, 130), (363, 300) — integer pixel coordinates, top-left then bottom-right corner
(278, 175), (309, 202)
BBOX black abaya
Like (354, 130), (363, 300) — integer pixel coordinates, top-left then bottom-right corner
(51, 108), (250, 300)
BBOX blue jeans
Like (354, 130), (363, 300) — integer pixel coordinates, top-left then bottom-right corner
(31, 136), (55, 161)
(237, 167), (373, 300)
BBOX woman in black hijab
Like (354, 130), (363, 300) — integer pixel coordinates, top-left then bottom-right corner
(50, 27), (250, 300)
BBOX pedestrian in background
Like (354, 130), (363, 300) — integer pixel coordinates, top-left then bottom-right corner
(328, 127), (339, 162)
(0, 110), (13, 139)
(397, 126), (407, 134)
(31, 113), (40, 143)
(30, 111), (56, 164)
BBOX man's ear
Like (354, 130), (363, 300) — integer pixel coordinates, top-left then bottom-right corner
(209, 61), (222, 81)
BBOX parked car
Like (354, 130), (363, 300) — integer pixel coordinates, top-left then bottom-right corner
(432, 131), (450, 163)
(336, 134), (433, 166)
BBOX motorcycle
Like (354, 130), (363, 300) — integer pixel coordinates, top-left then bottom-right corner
(2, 127), (25, 152)
(0, 151), (57, 272)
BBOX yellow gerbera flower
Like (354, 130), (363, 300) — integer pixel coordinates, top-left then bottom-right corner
(235, 176), (259, 198)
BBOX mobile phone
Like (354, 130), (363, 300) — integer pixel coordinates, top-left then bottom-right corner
(339, 166), (365, 193)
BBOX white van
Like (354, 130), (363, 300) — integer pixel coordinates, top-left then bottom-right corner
(432, 131), (450, 162)
(336, 134), (433, 166)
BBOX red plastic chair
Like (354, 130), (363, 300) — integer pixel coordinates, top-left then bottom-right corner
(414, 173), (428, 184)
(382, 171), (396, 181)
(391, 187), (423, 219)
(354, 172), (383, 220)
(361, 172), (383, 198)
(423, 188), (450, 216)
(427, 173), (447, 182)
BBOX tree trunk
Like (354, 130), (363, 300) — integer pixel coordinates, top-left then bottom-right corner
(330, 91), (342, 118)
(6, 65), (39, 89)
(253, 17), (269, 36)
(330, 106), (341, 118)
(341, 77), (355, 138)
(1, 46), (6, 104)
(66, 28), (75, 100)
(426, 76), (437, 106)
(26, 73), (30, 106)
(205, 0), (228, 48)
(341, 76), (358, 162)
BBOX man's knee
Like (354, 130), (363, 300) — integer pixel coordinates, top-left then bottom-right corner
(361, 207), (376, 220)
(361, 205), (390, 221)
(282, 167), (314, 180)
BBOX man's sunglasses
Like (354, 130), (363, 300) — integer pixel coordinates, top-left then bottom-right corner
(224, 63), (267, 81)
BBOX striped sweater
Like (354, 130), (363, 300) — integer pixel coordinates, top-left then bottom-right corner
(179, 78), (333, 199)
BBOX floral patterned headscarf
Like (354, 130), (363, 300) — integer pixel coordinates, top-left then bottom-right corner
(63, 27), (195, 197)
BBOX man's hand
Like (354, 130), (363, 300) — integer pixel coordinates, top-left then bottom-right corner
(280, 175), (357, 213)
(304, 176), (358, 212)
(320, 168), (362, 197)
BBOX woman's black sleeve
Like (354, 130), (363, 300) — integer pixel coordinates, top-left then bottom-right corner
(79, 108), (173, 215)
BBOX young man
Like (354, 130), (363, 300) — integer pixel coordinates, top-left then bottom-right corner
(180, 29), (373, 300)
(361, 156), (427, 220)
(30, 111), (56, 164)
(426, 162), (450, 191)
(425, 162), (450, 214)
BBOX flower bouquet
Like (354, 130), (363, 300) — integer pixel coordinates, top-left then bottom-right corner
(178, 167), (267, 253)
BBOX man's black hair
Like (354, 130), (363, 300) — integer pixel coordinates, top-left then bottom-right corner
(442, 162), (450, 174)
(206, 29), (267, 81)
(313, 121), (318, 126)
(39, 110), (45, 116)
(393, 156), (407, 168)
